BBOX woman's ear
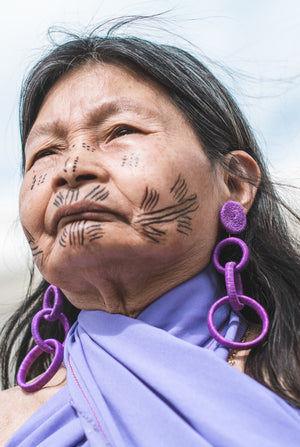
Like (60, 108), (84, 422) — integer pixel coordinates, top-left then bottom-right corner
(224, 150), (261, 213)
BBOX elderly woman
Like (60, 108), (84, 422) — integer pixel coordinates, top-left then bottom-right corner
(0, 24), (299, 446)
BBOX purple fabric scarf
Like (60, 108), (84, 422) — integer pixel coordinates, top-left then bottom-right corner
(6, 266), (300, 446)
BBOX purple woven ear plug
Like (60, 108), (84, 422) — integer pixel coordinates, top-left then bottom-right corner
(220, 200), (246, 234)
(207, 201), (269, 350)
(17, 285), (70, 392)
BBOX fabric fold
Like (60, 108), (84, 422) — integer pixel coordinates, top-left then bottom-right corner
(6, 266), (300, 446)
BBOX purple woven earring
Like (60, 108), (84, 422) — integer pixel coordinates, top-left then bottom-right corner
(207, 200), (269, 350)
(17, 285), (70, 392)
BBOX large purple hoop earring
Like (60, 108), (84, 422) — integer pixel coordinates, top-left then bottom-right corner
(207, 200), (269, 350)
(17, 285), (70, 392)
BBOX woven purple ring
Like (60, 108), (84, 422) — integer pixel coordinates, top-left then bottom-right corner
(225, 261), (243, 311)
(43, 285), (64, 321)
(31, 308), (70, 353)
(207, 295), (269, 350)
(17, 339), (64, 392)
(213, 237), (250, 274)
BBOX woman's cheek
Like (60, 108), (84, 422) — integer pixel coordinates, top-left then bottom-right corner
(28, 171), (48, 191)
(20, 168), (49, 204)
(19, 172), (50, 265)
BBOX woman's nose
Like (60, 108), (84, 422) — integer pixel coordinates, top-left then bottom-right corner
(52, 153), (110, 189)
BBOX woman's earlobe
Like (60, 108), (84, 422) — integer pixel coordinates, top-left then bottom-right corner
(225, 150), (261, 213)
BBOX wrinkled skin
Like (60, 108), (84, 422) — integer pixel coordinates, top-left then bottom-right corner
(20, 63), (259, 317)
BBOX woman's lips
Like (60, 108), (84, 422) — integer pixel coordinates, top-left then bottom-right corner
(51, 201), (127, 234)
(57, 211), (120, 231)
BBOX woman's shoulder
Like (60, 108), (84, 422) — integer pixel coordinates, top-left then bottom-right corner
(0, 367), (67, 446)
(0, 385), (34, 446)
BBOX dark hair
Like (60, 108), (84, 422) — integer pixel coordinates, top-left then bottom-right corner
(1, 22), (299, 407)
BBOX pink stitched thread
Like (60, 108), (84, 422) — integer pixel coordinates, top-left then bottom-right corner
(68, 357), (110, 442)
(206, 320), (228, 350)
(206, 338), (217, 350)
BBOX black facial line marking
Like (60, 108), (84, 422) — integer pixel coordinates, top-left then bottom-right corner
(30, 175), (36, 190)
(141, 225), (166, 243)
(59, 227), (68, 247)
(135, 175), (199, 243)
(53, 189), (80, 207)
(81, 142), (96, 152)
(23, 227), (44, 265)
(140, 187), (160, 212)
(53, 184), (109, 208)
(23, 227), (35, 245)
(31, 173), (47, 190)
(63, 157), (71, 173)
(83, 185), (109, 202)
(170, 174), (197, 234)
(86, 223), (105, 242)
(71, 220), (85, 246)
(170, 174), (188, 203)
(72, 156), (79, 173)
(121, 153), (139, 168)
(59, 220), (86, 247)
(137, 196), (198, 225)
(32, 246), (44, 261)
(59, 221), (105, 247)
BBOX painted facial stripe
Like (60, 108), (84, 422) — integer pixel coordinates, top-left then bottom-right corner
(135, 175), (199, 243)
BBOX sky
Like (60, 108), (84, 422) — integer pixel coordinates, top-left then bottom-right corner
(0, 0), (299, 310)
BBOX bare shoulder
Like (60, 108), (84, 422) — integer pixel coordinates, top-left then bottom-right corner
(0, 367), (66, 446)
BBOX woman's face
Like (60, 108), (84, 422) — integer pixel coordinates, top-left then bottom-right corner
(20, 63), (230, 312)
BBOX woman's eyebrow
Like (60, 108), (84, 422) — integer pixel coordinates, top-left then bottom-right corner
(26, 99), (160, 145)
(87, 99), (160, 126)
(26, 121), (67, 145)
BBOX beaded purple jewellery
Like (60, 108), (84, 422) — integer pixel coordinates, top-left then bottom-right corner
(207, 200), (269, 349)
(17, 285), (70, 392)
(17, 201), (268, 391)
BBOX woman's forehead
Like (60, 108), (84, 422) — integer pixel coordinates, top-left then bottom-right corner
(26, 62), (188, 143)
(46, 61), (168, 102)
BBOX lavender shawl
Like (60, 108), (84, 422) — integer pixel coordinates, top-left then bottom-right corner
(6, 266), (300, 446)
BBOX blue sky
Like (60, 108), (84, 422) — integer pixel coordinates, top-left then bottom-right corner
(0, 0), (299, 299)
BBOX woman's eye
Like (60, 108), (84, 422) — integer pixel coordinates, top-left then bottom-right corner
(32, 148), (56, 164)
(108, 125), (140, 140)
